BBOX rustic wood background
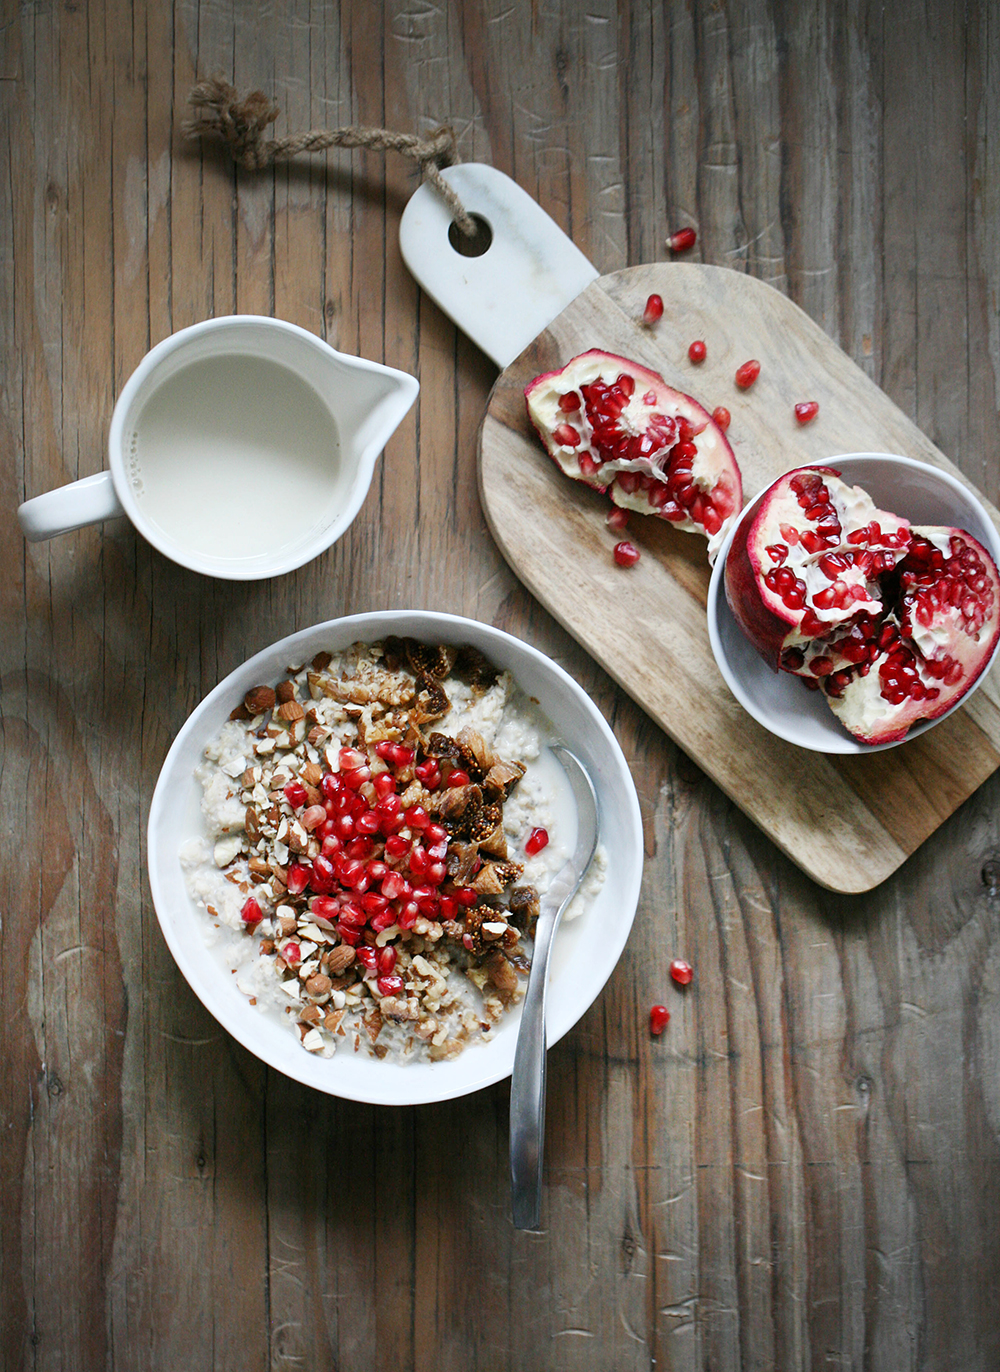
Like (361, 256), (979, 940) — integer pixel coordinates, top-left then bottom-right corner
(2, 2), (999, 1368)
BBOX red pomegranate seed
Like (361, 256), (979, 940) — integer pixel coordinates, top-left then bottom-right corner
(446, 769), (470, 789)
(320, 773), (342, 801)
(553, 422), (581, 447)
(240, 897), (262, 926)
(404, 804), (430, 830)
(283, 780), (307, 809)
(300, 804), (326, 832)
(310, 855), (336, 892)
(667, 227), (696, 252)
(606, 506), (629, 531)
(391, 744), (414, 768)
(735, 359), (761, 389)
(283, 941), (302, 967)
(356, 945), (378, 971)
(669, 958), (693, 986)
(614, 540), (641, 567)
(711, 406), (731, 431)
(649, 1004), (671, 1035)
(415, 759), (440, 788)
(377, 974), (405, 998)
(286, 864), (310, 895)
(425, 823), (448, 844)
(688, 340), (707, 364)
(373, 771), (396, 798)
(525, 827), (549, 856)
(377, 945), (397, 975)
(338, 746), (366, 771)
(384, 834), (410, 860)
(642, 293), (664, 326)
(794, 400), (820, 424)
(455, 887), (478, 908)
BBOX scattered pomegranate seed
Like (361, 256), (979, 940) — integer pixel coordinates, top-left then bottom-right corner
(642, 293), (664, 326)
(606, 506), (629, 531)
(669, 958), (693, 986)
(735, 359), (761, 389)
(614, 540), (641, 567)
(667, 227), (696, 253)
(283, 780), (307, 809)
(524, 827), (549, 856)
(649, 1004), (671, 1035)
(794, 400), (820, 424)
(240, 897), (262, 926)
(283, 941), (302, 967)
(711, 405), (731, 431)
(446, 769), (470, 789)
(688, 340), (707, 364)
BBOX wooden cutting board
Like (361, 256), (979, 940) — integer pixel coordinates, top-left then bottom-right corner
(478, 263), (1000, 893)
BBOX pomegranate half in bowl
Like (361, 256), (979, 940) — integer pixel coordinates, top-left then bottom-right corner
(707, 454), (1000, 753)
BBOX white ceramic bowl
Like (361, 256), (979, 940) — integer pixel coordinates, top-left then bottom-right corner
(148, 611), (643, 1104)
(707, 453), (1000, 754)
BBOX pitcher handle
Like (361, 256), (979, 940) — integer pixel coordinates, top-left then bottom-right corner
(18, 471), (126, 542)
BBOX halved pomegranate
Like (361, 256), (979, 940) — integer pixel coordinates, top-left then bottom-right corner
(525, 349), (742, 558)
(725, 465), (1000, 744)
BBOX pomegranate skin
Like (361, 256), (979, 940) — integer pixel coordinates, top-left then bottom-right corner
(724, 504), (793, 671)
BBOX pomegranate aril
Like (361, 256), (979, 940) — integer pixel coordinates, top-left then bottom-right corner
(558, 391), (581, 413)
(667, 227), (696, 252)
(356, 946), (378, 971)
(614, 541), (641, 567)
(415, 760), (440, 787)
(283, 780), (307, 809)
(373, 771), (396, 798)
(606, 507), (629, 531)
(735, 359), (761, 389)
(310, 855), (336, 892)
(711, 406), (731, 431)
(454, 887), (478, 908)
(339, 746), (366, 771)
(408, 845), (430, 877)
(384, 834), (410, 861)
(687, 340), (706, 364)
(525, 827), (549, 856)
(426, 823), (448, 844)
(794, 400), (819, 424)
(377, 945), (397, 975)
(286, 864), (310, 896)
(642, 294), (664, 325)
(669, 959), (693, 985)
(283, 941), (302, 966)
(649, 1004), (671, 1035)
(446, 770), (470, 789)
(553, 422), (581, 447)
(377, 974), (405, 998)
(404, 804), (430, 829)
(240, 897), (263, 926)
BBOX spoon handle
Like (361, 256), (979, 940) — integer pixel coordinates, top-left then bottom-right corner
(509, 907), (559, 1231)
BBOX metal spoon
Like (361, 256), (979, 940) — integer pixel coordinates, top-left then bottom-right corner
(509, 744), (600, 1231)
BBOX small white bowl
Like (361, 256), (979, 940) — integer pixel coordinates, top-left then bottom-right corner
(147, 611), (643, 1104)
(707, 453), (1000, 754)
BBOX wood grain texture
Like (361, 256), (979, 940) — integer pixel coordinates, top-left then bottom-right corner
(480, 261), (1000, 892)
(2, 1), (1000, 1369)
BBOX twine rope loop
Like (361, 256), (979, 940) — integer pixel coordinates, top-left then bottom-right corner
(184, 75), (476, 235)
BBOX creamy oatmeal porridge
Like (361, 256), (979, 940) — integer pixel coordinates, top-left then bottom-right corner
(180, 638), (606, 1063)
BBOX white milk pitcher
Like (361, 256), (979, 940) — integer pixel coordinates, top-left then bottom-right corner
(18, 316), (419, 580)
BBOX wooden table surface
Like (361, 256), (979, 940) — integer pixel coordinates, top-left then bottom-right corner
(3, 3), (999, 1368)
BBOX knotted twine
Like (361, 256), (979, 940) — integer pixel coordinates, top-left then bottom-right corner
(183, 75), (476, 236)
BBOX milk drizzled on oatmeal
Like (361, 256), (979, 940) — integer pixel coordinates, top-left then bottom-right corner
(180, 640), (607, 1064)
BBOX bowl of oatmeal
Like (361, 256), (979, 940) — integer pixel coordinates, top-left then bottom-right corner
(147, 611), (642, 1105)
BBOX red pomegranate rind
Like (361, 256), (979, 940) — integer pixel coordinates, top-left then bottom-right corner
(525, 349), (742, 557)
(724, 466), (911, 670)
(822, 527), (1000, 743)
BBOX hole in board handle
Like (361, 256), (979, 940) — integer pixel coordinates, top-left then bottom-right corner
(448, 214), (493, 258)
